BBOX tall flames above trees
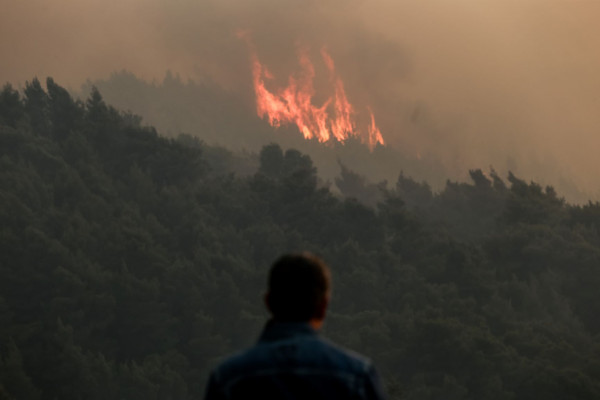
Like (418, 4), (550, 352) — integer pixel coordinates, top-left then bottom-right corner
(239, 33), (384, 150)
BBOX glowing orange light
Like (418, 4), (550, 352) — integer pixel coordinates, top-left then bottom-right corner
(240, 34), (384, 149)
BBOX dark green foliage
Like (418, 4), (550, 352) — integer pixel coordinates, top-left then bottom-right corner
(1, 78), (599, 399)
(335, 162), (386, 207)
(23, 78), (51, 137)
(0, 85), (24, 129)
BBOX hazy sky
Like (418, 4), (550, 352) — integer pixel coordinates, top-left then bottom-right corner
(2, 0), (600, 199)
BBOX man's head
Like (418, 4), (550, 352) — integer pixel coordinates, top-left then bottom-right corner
(265, 253), (331, 327)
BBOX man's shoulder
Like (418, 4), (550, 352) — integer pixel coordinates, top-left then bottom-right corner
(206, 332), (386, 400)
(212, 334), (373, 382)
(315, 336), (374, 373)
(211, 345), (266, 379)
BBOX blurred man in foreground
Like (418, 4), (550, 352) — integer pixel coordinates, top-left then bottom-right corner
(204, 252), (386, 400)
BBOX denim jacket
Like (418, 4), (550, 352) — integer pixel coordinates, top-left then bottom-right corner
(204, 320), (386, 400)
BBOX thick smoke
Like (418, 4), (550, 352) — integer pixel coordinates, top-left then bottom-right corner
(2, 0), (600, 200)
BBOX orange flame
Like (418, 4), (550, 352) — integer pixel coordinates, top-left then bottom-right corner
(240, 35), (384, 149)
(367, 107), (384, 150)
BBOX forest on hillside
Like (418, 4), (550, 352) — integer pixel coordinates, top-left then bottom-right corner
(80, 71), (595, 204)
(78, 71), (478, 193)
(1, 78), (599, 399)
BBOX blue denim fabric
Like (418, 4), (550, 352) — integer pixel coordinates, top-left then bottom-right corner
(205, 320), (386, 400)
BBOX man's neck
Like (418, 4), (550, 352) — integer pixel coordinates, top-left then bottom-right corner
(268, 318), (323, 330)
(309, 318), (324, 330)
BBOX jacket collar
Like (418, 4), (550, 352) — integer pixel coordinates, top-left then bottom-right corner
(258, 319), (318, 343)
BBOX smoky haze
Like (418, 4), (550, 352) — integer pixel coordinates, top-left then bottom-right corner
(2, 0), (600, 200)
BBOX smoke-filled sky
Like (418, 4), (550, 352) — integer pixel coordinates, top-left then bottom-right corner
(2, 0), (600, 199)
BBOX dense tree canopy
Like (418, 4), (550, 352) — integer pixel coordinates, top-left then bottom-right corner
(0, 79), (599, 399)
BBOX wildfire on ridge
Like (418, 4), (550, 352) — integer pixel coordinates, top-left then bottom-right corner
(239, 33), (385, 150)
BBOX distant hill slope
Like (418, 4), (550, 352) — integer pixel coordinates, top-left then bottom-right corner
(1, 78), (599, 399)
(77, 71), (462, 191)
(78, 71), (596, 204)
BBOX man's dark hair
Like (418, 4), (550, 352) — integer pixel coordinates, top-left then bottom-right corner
(268, 253), (331, 322)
